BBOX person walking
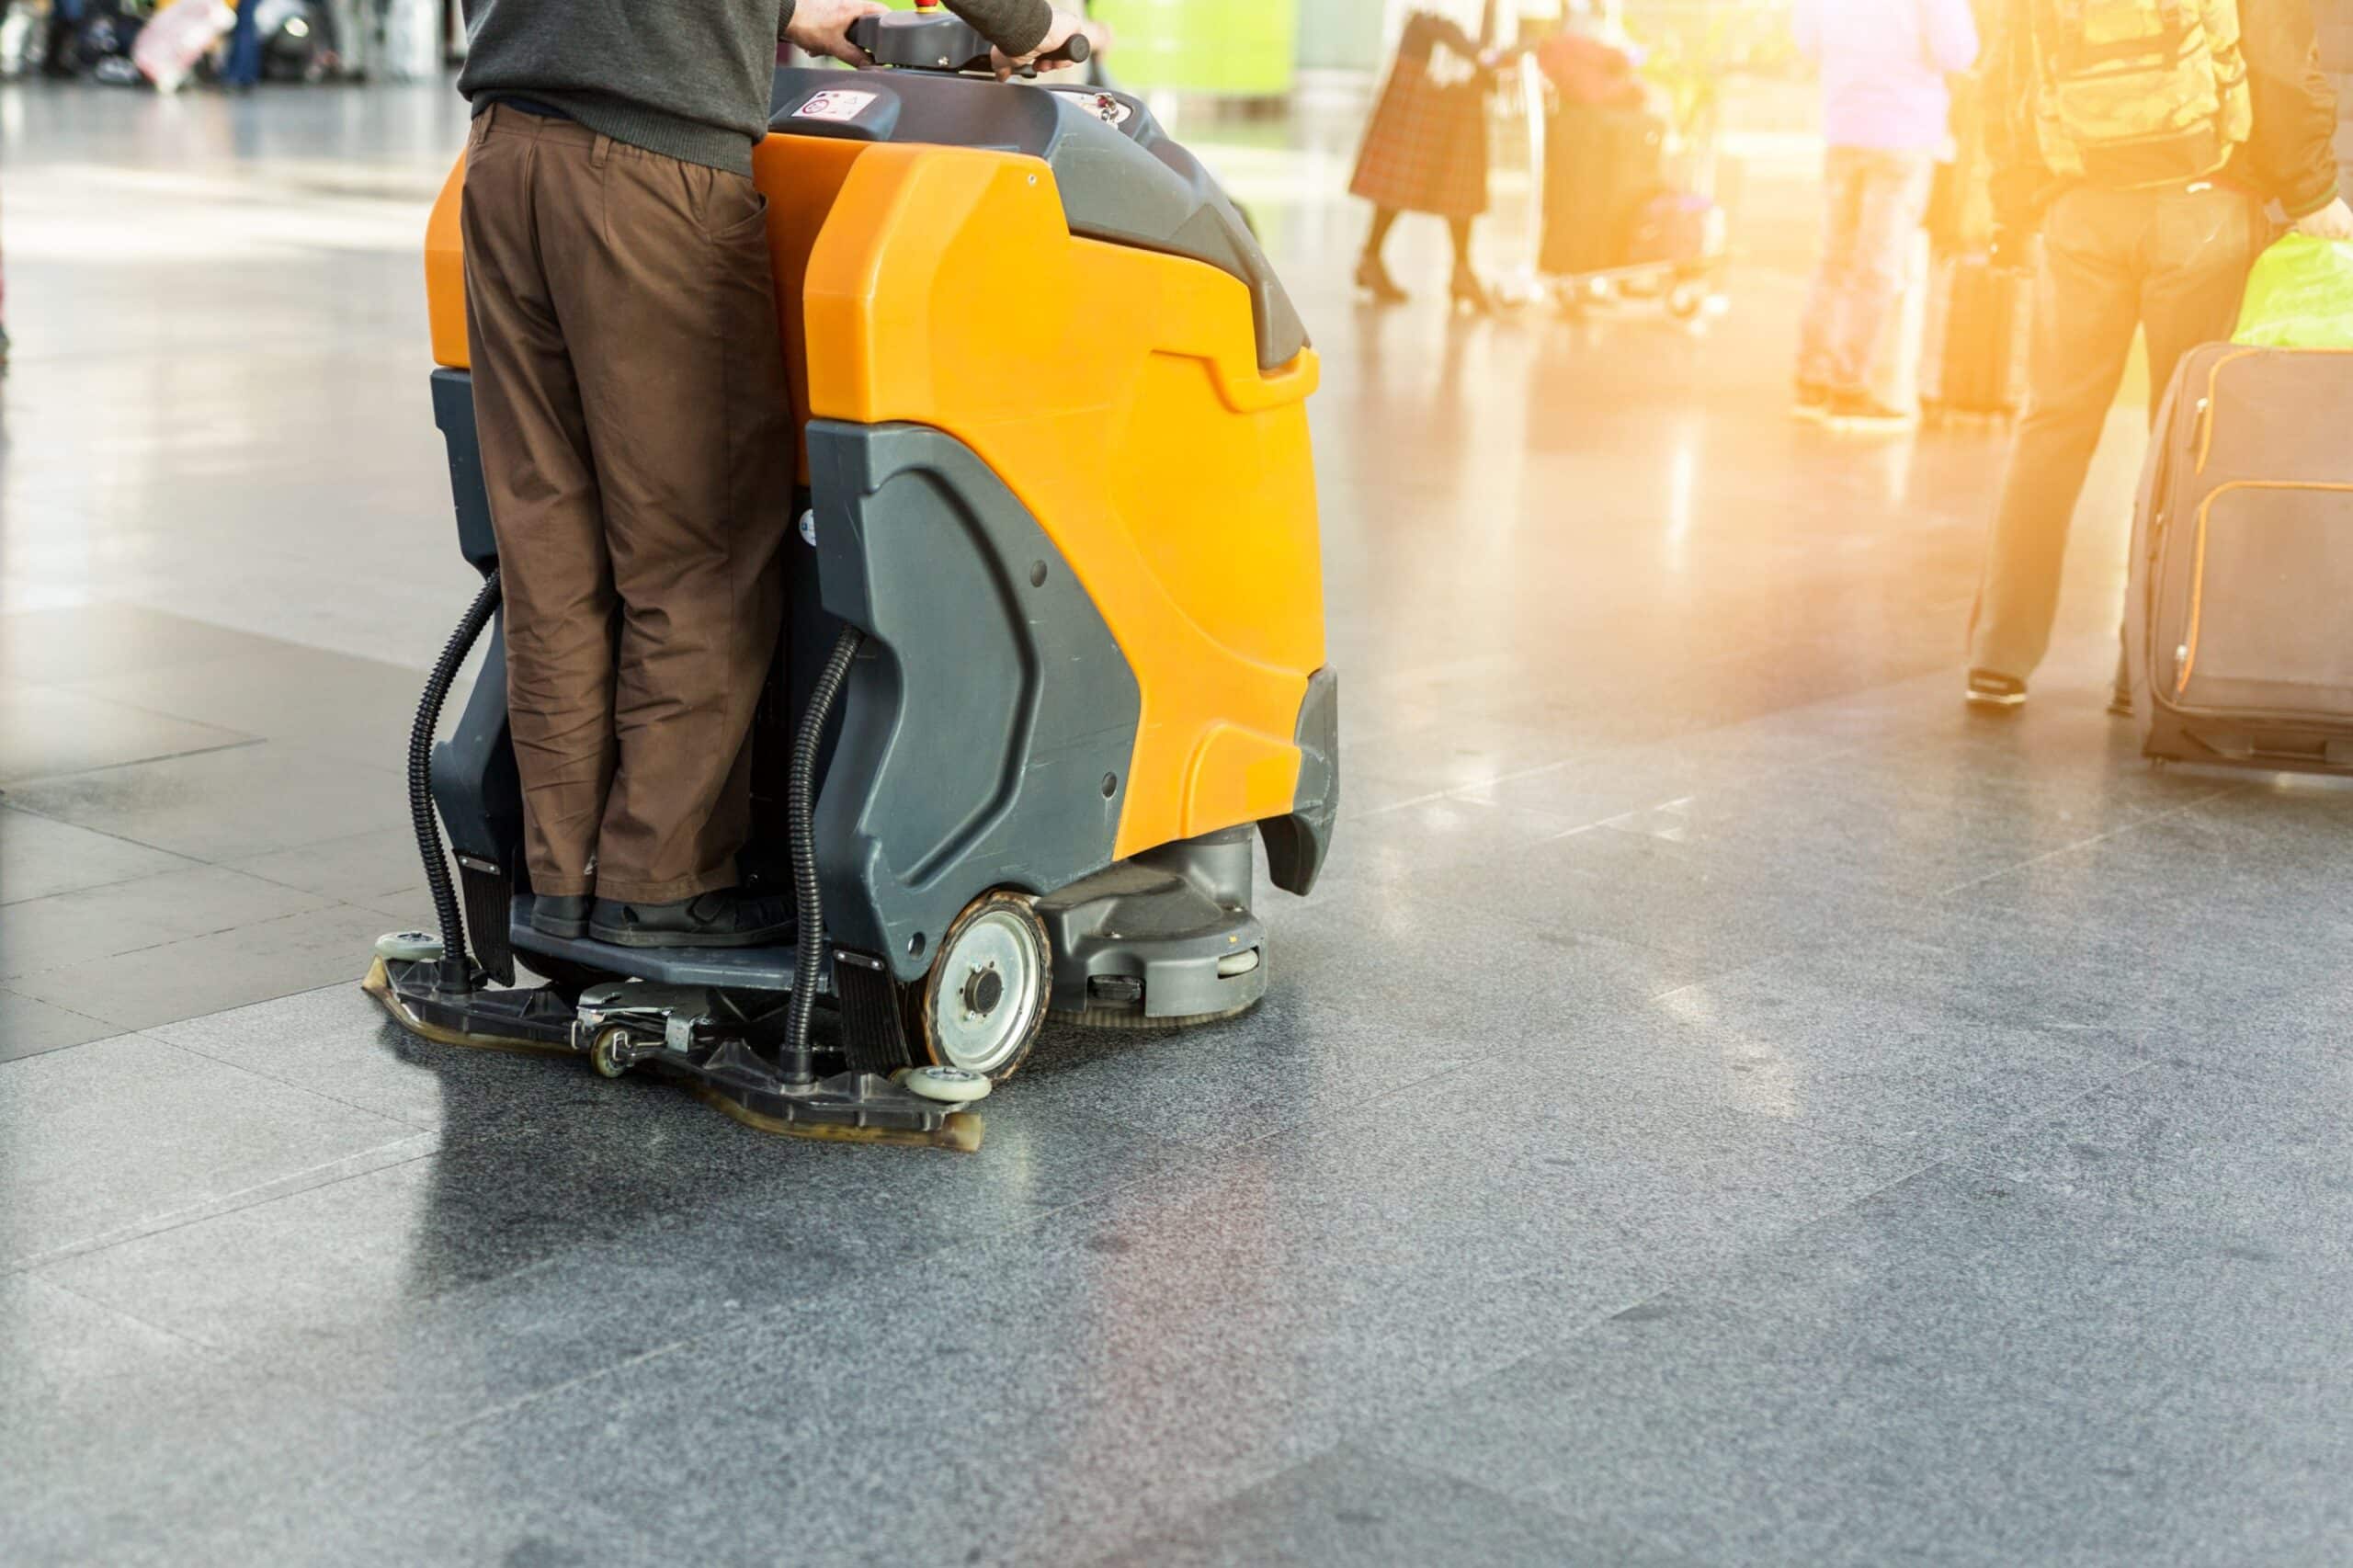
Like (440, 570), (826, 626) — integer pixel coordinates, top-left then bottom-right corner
(1350, 5), (1507, 314)
(220, 0), (263, 90)
(454, 0), (1095, 948)
(1792, 0), (1982, 428)
(1964, 0), (2348, 710)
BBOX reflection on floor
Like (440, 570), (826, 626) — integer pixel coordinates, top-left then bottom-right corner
(6, 81), (2352, 1568)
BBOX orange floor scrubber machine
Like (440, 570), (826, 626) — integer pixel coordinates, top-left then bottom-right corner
(365, 10), (1336, 1152)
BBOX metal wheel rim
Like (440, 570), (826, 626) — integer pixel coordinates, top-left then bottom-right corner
(929, 907), (1044, 1075)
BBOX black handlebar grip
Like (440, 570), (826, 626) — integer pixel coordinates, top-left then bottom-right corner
(1019, 33), (1091, 76)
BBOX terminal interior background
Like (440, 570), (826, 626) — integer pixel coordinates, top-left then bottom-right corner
(7, 2), (2353, 1563)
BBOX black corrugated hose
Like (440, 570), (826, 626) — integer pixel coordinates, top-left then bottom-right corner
(784, 626), (862, 1085)
(410, 569), (503, 985)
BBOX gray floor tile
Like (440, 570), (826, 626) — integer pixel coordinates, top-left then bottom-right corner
(226, 824), (430, 904)
(0, 1277), (414, 1568)
(1014, 882), (1706, 1152)
(0, 988), (119, 1062)
(382, 1066), (1911, 1566)
(1368, 1159), (2353, 1568)
(0, 805), (199, 906)
(0, 863), (335, 983)
(1959, 1059), (2353, 1242)
(7, 902), (423, 1031)
(0, 740), (407, 863)
(0, 1032), (429, 1268)
(0, 603), (287, 685)
(64, 642), (434, 769)
(1466, 822), (1927, 971)
(0, 684), (255, 784)
(1089, 1445), (1702, 1568)
(1545, 949), (2148, 1155)
(57, 985), (1207, 1433)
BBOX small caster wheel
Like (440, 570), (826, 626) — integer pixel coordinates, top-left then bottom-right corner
(901, 1065), (993, 1105)
(1666, 281), (1706, 322)
(588, 1025), (634, 1080)
(375, 930), (445, 963)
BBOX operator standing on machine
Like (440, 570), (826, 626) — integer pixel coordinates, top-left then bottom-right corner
(455, 0), (1097, 949)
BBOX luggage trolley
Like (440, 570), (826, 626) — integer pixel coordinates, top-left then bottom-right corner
(1520, 53), (1727, 323)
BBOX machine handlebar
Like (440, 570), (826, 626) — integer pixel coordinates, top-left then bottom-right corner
(849, 9), (1092, 78)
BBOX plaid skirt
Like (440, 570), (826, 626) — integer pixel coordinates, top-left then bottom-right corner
(1349, 57), (1492, 221)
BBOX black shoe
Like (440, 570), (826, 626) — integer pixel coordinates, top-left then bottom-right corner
(1356, 253), (1408, 305)
(589, 889), (793, 949)
(1965, 671), (2028, 711)
(529, 894), (591, 940)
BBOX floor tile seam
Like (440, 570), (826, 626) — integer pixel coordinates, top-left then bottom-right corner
(140, 1008), (448, 1132)
(1344, 1440), (1720, 1566)
(13, 1139), (445, 1278)
(17, 1267), (234, 1361)
(1925, 781), (2247, 901)
(5, 676), (271, 748)
(0, 983), (119, 1034)
(0, 801), (215, 876)
(101, 977), (363, 1045)
(1, 734), (275, 792)
(0, 900), (358, 991)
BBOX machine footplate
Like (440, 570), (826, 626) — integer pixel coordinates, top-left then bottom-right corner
(365, 959), (982, 1152)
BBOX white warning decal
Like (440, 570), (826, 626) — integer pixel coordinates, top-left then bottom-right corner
(796, 90), (880, 122)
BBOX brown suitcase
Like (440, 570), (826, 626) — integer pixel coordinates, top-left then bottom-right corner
(2128, 344), (2353, 773)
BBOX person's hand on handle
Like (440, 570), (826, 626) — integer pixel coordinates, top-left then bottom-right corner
(2294, 196), (2353, 244)
(785, 0), (892, 68)
(993, 6), (1102, 80)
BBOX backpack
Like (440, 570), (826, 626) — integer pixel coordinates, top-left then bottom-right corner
(2027, 0), (2254, 187)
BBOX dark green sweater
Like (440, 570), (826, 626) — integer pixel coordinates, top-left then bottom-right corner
(457, 0), (1055, 176)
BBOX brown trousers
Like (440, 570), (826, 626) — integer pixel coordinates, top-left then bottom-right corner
(460, 107), (793, 905)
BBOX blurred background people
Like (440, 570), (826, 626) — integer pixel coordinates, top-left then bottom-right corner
(1350, 4), (1506, 314)
(1792, 0), (1980, 429)
(220, 0), (262, 89)
(1965, 0), (2349, 710)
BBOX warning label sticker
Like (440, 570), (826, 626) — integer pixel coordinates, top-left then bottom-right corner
(796, 90), (880, 122)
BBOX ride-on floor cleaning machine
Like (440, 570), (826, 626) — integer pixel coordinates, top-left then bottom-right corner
(366, 9), (1336, 1151)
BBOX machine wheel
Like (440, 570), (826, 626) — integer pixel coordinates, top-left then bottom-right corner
(375, 930), (445, 963)
(909, 891), (1051, 1083)
(587, 1025), (633, 1080)
(899, 1065), (994, 1105)
(1666, 280), (1707, 322)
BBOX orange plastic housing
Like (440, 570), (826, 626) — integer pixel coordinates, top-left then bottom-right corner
(422, 136), (1325, 862)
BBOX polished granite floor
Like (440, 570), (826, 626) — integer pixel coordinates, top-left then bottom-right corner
(6, 79), (2353, 1568)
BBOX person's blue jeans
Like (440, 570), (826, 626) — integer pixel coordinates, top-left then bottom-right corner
(1797, 146), (1936, 397)
(222, 0), (263, 86)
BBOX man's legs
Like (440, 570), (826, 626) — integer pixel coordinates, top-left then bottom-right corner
(540, 137), (794, 908)
(460, 108), (617, 902)
(1824, 150), (1935, 400)
(1967, 188), (2147, 684)
(2140, 184), (2264, 416)
(1796, 148), (1866, 393)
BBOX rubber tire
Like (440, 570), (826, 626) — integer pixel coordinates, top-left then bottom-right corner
(908, 891), (1051, 1084)
(588, 1025), (633, 1080)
